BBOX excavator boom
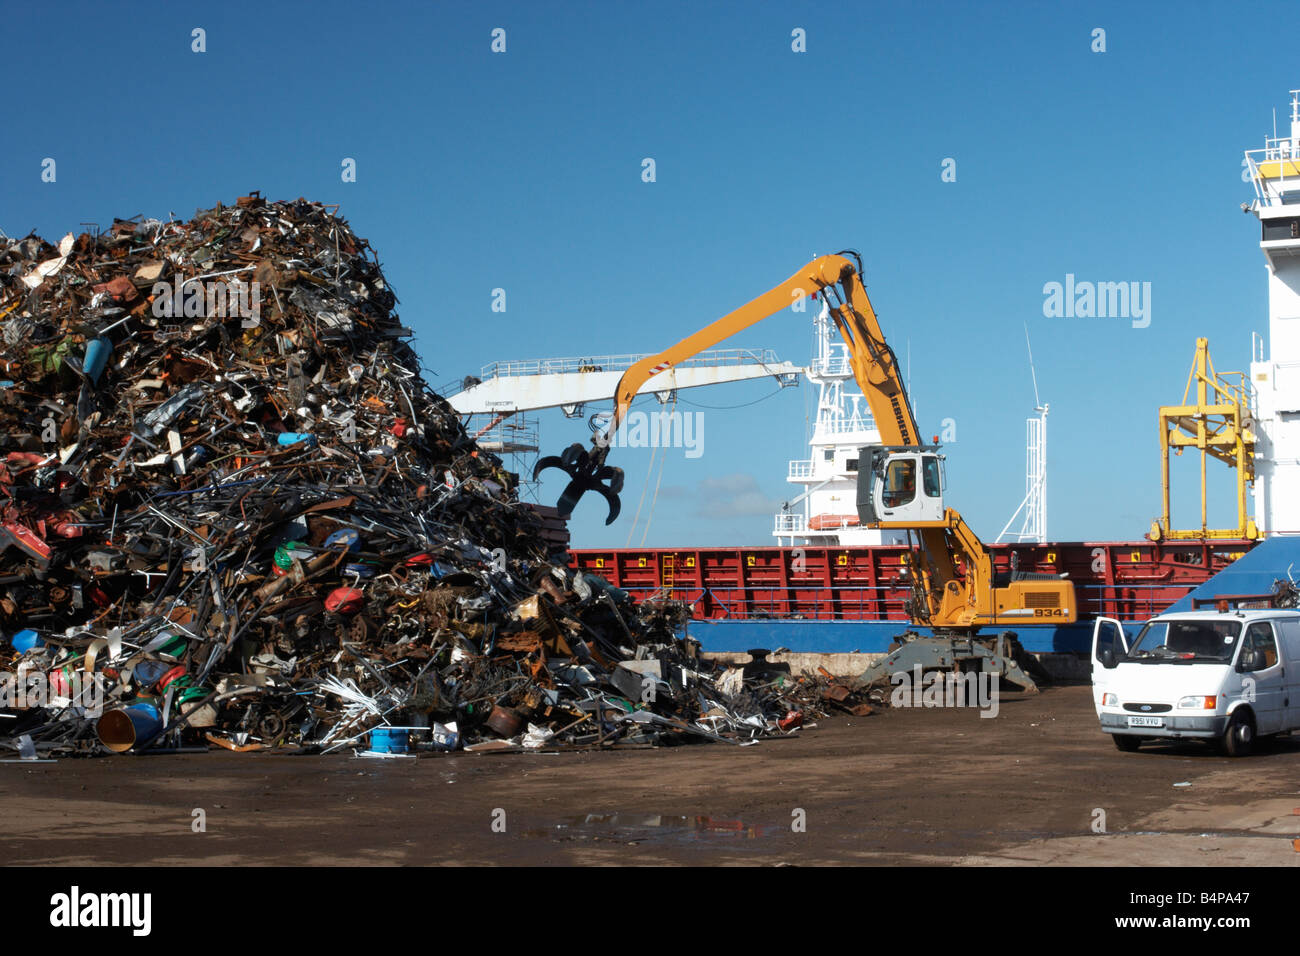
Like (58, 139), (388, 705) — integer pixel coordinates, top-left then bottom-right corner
(603, 253), (917, 444)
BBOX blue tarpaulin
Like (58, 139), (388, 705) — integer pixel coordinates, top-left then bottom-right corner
(1163, 536), (1300, 613)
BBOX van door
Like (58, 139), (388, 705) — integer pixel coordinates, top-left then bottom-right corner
(1091, 617), (1128, 716)
(1239, 621), (1285, 735)
(1274, 618), (1300, 731)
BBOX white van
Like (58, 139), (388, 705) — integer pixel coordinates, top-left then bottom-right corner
(1091, 608), (1300, 756)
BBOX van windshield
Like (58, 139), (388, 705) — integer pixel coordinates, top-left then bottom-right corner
(1126, 619), (1241, 662)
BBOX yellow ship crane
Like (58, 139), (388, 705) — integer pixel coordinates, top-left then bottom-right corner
(1150, 337), (1259, 541)
(537, 251), (1077, 638)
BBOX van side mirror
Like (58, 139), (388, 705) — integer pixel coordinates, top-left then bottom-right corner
(1237, 649), (1260, 672)
(1100, 647), (1116, 669)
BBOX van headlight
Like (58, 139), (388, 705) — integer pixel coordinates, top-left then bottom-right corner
(1101, 693), (1118, 707)
(1177, 695), (1216, 709)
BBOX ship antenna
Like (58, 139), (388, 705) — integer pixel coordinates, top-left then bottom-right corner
(1025, 322), (1042, 410)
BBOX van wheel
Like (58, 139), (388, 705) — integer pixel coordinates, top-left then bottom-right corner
(1220, 711), (1255, 757)
(1112, 734), (1142, 752)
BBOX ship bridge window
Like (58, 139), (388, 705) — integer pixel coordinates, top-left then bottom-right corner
(846, 458), (858, 472)
(1263, 217), (1300, 240)
(823, 450), (834, 461)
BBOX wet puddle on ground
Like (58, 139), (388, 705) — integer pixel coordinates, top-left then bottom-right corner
(518, 814), (1227, 853)
(522, 813), (776, 845)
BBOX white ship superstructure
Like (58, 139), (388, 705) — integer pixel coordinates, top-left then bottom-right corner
(1247, 89), (1300, 534)
(773, 302), (908, 547)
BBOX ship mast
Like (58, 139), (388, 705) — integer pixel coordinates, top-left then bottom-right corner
(773, 299), (906, 547)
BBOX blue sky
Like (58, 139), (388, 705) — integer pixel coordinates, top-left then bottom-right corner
(3, 1), (1292, 548)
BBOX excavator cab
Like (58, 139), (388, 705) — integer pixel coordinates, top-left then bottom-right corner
(857, 445), (946, 526)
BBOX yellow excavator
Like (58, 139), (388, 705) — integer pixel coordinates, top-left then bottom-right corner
(537, 251), (1076, 690)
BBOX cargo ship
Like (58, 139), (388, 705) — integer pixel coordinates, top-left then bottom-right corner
(458, 88), (1300, 655)
(565, 87), (1300, 655)
(566, 305), (1256, 654)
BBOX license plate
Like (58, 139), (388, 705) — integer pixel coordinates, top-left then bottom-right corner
(1128, 715), (1164, 727)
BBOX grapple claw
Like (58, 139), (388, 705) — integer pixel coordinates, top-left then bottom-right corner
(534, 442), (624, 524)
(532, 455), (565, 481)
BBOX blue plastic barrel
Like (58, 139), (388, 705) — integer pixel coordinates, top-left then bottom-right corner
(96, 703), (163, 753)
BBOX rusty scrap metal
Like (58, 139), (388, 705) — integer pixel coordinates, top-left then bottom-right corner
(0, 196), (861, 758)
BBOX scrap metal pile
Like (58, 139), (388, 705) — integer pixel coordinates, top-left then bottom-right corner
(0, 195), (858, 757)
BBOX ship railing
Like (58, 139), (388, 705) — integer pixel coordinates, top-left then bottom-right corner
(811, 356), (852, 377)
(1079, 583), (1200, 622)
(476, 348), (784, 380)
(818, 415), (876, 435)
(1244, 141), (1300, 202)
(606, 582), (1201, 624)
(787, 459), (814, 479)
(773, 512), (807, 534)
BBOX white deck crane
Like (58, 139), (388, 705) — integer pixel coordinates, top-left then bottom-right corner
(445, 348), (801, 417)
(442, 348), (803, 503)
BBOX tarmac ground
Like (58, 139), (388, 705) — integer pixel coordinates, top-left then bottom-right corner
(4, 684), (1298, 866)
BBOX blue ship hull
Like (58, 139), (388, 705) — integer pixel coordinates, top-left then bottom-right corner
(683, 619), (1096, 655)
(682, 537), (1300, 655)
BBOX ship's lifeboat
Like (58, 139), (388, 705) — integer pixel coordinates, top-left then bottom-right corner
(808, 514), (859, 531)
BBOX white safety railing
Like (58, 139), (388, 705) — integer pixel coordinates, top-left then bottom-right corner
(1245, 139), (1300, 203)
(773, 513), (806, 534)
(816, 416), (875, 435)
(788, 459), (814, 479)
(811, 356), (852, 377)
(479, 348), (784, 380)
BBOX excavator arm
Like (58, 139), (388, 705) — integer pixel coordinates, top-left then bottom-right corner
(602, 252), (917, 445)
(536, 252), (911, 524)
